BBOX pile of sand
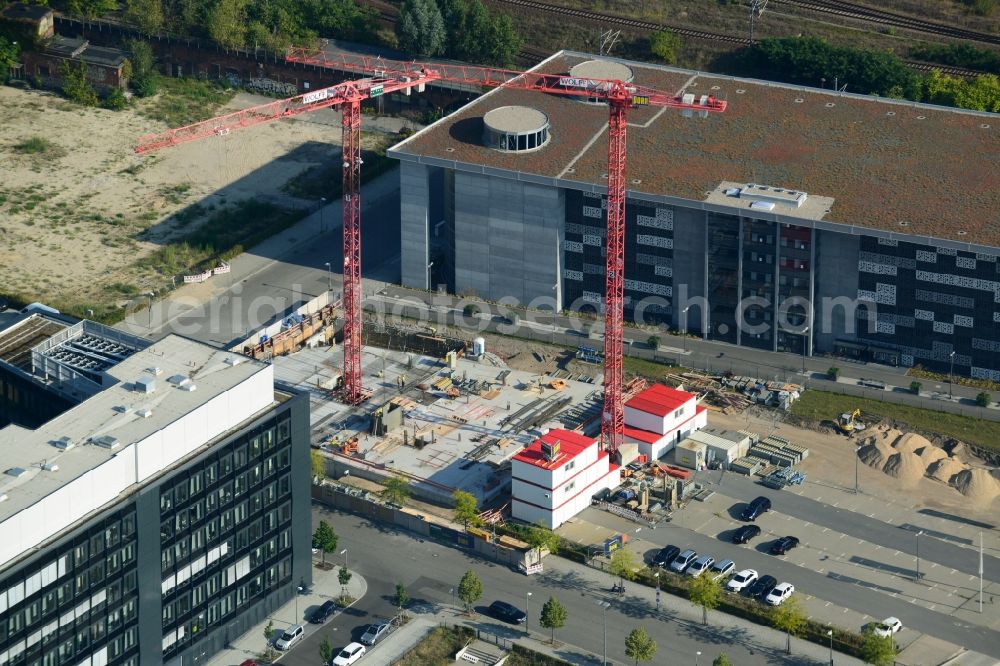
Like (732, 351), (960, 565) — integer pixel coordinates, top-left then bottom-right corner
(878, 427), (905, 445)
(859, 440), (893, 468)
(916, 444), (948, 465)
(882, 451), (926, 483)
(953, 468), (1000, 504)
(894, 433), (934, 453)
(928, 457), (966, 484)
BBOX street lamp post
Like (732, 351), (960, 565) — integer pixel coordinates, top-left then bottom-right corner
(827, 628), (834, 665)
(695, 650), (701, 666)
(681, 306), (690, 352)
(915, 530), (924, 581)
(427, 261), (434, 291)
(295, 585), (303, 623)
(340, 548), (348, 571)
(854, 444), (861, 494)
(654, 572), (660, 612)
(147, 292), (156, 329)
(526, 591), (533, 637)
(801, 326), (810, 373)
(319, 197), (326, 232)
(949, 351), (956, 399)
(596, 600), (610, 666)
(324, 262), (332, 293)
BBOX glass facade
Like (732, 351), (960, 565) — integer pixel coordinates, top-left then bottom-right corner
(740, 218), (776, 350)
(0, 507), (140, 666)
(159, 414), (295, 659)
(855, 236), (1000, 376)
(776, 223), (812, 354)
(706, 213), (740, 345)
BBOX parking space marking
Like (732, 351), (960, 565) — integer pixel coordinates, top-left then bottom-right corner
(822, 527), (829, 533)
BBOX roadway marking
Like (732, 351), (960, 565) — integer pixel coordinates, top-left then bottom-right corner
(951, 569), (957, 575)
(822, 527), (829, 533)
(833, 502), (839, 507)
(839, 534), (847, 540)
(875, 545), (881, 550)
(894, 550), (900, 556)
(931, 563), (938, 568)
(825, 602), (831, 607)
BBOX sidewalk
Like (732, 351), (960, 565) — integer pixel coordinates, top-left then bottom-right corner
(205, 565), (368, 666)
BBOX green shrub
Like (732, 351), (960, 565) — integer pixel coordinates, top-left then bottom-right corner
(909, 381), (921, 395)
(976, 392), (992, 407)
(60, 61), (99, 106)
(103, 87), (128, 110)
(827, 367), (840, 380)
(16, 136), (53, 154)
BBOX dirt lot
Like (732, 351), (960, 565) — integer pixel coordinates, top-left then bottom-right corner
(711, 409), (1000, 521)
(0, 86), (351, 312)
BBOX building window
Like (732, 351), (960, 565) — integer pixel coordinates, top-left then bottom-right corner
(564, 481), (576, 493)
(563, 460), (575, 472)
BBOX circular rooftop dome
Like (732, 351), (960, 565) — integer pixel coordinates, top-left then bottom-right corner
(568, 59), (634, 83)
(483, 106), (550, 152)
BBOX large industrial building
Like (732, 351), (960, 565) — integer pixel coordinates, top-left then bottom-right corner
(0, 315), (310, 666)
(390, 51), (1000, 378)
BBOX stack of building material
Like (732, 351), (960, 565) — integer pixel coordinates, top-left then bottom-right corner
(729, 457), (763, 476)
(746, 436), (808, 468)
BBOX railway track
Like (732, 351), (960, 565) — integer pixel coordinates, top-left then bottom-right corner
(776, 0), (1000, 46)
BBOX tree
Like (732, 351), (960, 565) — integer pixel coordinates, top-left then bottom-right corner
(338, 565), (353, 597)
(462, 303), (480, 317)
(207, 0), (248, 50)
(910, 380), (922, 395)
(526, 523), (559, 555)
(311, 450), (326, 481)
(647, 335), (661, 349)
(319, 636), (334, 664)
(688, 573), (723, 625)
(125, 39), (158, 97)
(827, 366), (840, 380)
(393, 582), (409, 614)
(458, 0), (491, 62)
(0, 37), (20, 73)
(713, 655), (733, 666)
(381, 475), (411, 506)
(649, 30), (681, 64)
(624, 626), (657, 665)
(60, 61), (99, 106)
(397, 0), (446, 57)
(860, 627), (896, 666)
(485, 12), (520, 68)
(539, 596), (567, 644)
(609, 547), (638, 586)
(452, 490), (482, 527)
(66, 0), (118, 19)
(457, 570), (482, 612)
(770, 596), (806, 654)
(263, 619), (275, 645)
(976, 391), (992, 407)
(124, 0), (164, 33)
(439, 0), (468, 58)
(312, 521), (338, 564)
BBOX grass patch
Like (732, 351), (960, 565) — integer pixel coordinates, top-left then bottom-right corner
(137, 199), (306, 276)
(623, 354), (685, 381)
(790, 387), (1000, 451)
(139, 77), (235, 128)
(283, 143), (397, 200)
(16, 136), (54, 154)
(393, 625), (472, 665)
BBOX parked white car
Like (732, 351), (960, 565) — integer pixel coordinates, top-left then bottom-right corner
(686, 555), (715, 577)
(274, 624), (304, 651)
(332, 642), (367, 666)
(873, 617), (902, 637)
(726, 569), (758, 593)
(765, 582), (795, 606)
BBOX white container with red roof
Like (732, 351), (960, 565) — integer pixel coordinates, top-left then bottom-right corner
(622, 384), (707, 462)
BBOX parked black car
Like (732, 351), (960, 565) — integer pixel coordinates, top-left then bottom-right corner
(651, 545), (681, 568)
(749, 575), (778, 600)
(770, 536), (800, 555)
(740, 496), (772, 521)
(309, 600), (337, 624)
(732, 524), (762, 544)
(488, 600), (527, 624)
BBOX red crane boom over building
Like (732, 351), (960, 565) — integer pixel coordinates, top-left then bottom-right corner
(136, 52), (726, 448)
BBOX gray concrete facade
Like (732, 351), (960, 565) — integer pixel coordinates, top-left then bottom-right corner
(671, 206), (708, 336)
(453, 171), (565, 308)
(400, 161), (431, 290)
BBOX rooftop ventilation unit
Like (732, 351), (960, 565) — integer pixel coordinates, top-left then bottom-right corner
(167, 374), (191, 387)
(42, 463), (59, 472)
(92, 435), (121, 450)
(136, 376), (156, 394)
(146, 366), (163, 376)
(5, 467), (28, 478)
(541, 439), (561, 462)
(137, 408), (152, 418)
(224, 356), (242, 367)
(0, 494), (7, 503)
(53, 437), (75, 451)
(179, 383), (197, 392)
(739, 183), (808, 209)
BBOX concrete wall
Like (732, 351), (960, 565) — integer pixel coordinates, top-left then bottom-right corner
(813, 230), (861, 353)
(453, 172), (564, 307)
(400, 161), (431, 290)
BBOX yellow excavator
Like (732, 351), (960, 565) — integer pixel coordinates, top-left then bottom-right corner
(838, 409), (863, 434)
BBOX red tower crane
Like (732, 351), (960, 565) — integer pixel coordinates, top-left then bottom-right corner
(136, 53), (726, 448)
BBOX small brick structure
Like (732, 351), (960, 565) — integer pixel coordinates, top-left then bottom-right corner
(22, 35), (129, 93)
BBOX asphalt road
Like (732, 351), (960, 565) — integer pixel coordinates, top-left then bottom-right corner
(579, 509), (1000, 659)
(280, 574), (397, 666)
(302, 506), (851, 666)
(699, 472), (1000, 583)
